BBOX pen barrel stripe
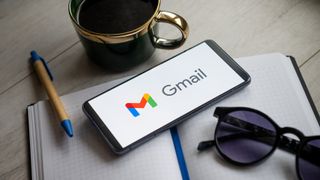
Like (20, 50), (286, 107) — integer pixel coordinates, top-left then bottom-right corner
(33, 61), (69, 121)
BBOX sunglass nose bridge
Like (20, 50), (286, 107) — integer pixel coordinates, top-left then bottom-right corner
(279, 127), (305, 139)
(278, 135), (300, 154)
(278, 127), (305, 154)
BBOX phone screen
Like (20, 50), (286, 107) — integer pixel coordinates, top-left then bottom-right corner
(87, 41), (247, 149)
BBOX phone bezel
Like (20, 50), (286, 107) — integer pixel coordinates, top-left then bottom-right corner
(83, 40), (251, 154)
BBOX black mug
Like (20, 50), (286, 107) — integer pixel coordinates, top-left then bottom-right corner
(68, 0), (189, 71)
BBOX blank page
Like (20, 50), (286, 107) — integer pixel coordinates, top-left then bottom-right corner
(178, 53), (320, 180)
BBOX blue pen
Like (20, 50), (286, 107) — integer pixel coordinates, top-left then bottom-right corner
(30, 51), (73, 137)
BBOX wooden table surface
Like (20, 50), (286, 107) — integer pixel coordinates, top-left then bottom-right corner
(1, 0), (319, 179)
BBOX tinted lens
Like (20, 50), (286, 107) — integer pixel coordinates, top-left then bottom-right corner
(298, 139), (320, 180)
(215, 110), (277, 164)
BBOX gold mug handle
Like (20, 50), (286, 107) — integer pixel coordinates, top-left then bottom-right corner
(151, 11), (189, 49)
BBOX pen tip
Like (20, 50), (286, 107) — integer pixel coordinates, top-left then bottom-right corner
(61, 120), (74, 137)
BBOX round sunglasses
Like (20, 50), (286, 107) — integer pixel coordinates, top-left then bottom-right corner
(197, 107), (320, 180)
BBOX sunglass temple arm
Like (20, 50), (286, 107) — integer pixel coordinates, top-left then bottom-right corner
(197, 140), (216, 151)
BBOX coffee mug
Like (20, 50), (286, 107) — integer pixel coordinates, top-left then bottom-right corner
(68, 0), (189, 71)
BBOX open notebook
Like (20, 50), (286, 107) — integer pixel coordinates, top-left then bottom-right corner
(27, 53), (320, 180)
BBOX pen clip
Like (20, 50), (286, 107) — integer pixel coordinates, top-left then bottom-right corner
(30, 51), (54, 81)
(40, 56), (54, 81)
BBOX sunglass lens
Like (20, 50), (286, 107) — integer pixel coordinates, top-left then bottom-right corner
(298, 139), (320, 180)
(215, 110), (277, 164)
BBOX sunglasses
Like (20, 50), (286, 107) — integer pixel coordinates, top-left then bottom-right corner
(197, 107), (320, 180)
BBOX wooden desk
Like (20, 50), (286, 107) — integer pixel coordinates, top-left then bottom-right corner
(1, 0), (319, 179)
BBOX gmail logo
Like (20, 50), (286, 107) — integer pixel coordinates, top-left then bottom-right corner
(125, 93), (157, 117)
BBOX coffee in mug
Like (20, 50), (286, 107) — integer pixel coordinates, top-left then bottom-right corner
(69, 0), (189, 71)
(78, 0), (155, 34)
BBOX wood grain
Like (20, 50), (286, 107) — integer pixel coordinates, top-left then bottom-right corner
(0, 43), (163, 179)
(0, 0), (320, 179)
(301, 51), (320, 112)
(0, 0), (79, 94)
(160, 0), (320, 64)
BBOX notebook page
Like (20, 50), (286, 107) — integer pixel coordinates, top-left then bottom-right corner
(28, 105), (44, 180)
(177, 53), (320, 179)
(31, 78), (182, 180)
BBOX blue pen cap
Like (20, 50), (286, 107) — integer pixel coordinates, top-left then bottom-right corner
(30, 50), (41, 63)
(30, 50), (54, 81)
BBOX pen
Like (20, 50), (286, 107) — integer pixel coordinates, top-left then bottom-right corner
(30, 51), (73, 137)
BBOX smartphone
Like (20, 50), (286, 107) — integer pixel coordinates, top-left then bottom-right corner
(83, 40), (251, 154)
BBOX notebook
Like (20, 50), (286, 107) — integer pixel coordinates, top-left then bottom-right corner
(27, 53), (320, 180)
